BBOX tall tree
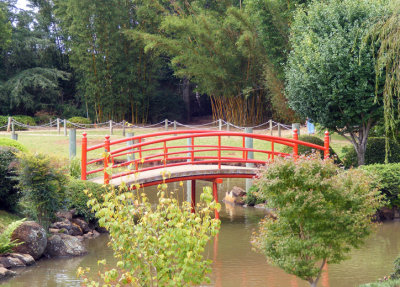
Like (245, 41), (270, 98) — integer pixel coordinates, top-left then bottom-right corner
(285, 0), (388, 165)
(54, 0), (169, 123)
(133, 1), (270, 125)
(364, 4), (400, 158)
(0, 2), (70, 115)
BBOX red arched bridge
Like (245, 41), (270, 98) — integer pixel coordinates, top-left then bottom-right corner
(81, 129), (330, 218)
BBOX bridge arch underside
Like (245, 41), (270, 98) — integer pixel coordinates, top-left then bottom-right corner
(91, 164), (258, 189)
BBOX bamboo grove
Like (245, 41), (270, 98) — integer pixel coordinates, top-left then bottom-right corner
(0, 0), (308, 125)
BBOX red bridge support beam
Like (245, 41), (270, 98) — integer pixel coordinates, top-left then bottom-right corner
(191, 180), (196, 213)
(212, 178), (223, 220)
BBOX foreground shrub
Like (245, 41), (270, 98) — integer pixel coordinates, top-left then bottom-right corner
(0, 219), (25, 254)
(342, 137), (400, 168)
(282, 135), (340, 163)
(252, 155), (382, 287)
(0, 138), (28, 152)
(65, 178), (106, 222)
(361, 163), (400, 207)
(0, 147), (21, 211)
(67, 116), (91, 128)
(16, 152), (68, 229)
(78, 184), (220, 286)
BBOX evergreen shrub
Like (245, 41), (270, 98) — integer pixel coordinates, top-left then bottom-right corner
(281, 135), (340, 163)
(342, 137), (400, 168)
(65, 178), (106, 222)
(361, 163), (400, 208)
(67, 116), (91, 127)
(16, 152), (68, 229)
(0, 147), (21, 211)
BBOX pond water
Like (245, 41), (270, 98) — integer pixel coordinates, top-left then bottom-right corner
(2, 179), (400, 287)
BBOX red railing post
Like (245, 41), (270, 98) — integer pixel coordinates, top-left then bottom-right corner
(324, 131), (330, 159)
(271, 140), (275, 161)
(191, 136), (194, 163)
(242, 136), (245, 159)
(218, 135), (221, 169)
(104, 135), (110, 184)
(163, 141), (167, 167)
(293, 128), (298, 159)
(81, 132), (87, 180)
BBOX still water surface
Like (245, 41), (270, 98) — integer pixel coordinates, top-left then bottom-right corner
(2, 179), (400, 287)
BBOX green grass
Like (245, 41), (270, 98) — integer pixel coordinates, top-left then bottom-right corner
(360, 279), (400, 287)
(0, 210), (22, 232)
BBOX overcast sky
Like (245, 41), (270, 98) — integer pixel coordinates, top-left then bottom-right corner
(16, 0), (30, 10)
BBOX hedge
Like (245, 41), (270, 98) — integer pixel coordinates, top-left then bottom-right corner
(361, 163), (400, 208)
(65, 178), (107, 222)
(0, 115), (36, 131)
(281, 135), (340, 163)
(342, 137), (400, 168)
(67, 116), (91, 128)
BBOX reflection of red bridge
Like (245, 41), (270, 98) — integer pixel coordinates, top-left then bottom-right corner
(81, 129), (329, 218)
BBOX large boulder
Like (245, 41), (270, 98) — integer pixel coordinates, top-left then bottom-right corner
(44, 234), (87, 258)
(11, 221), (47, 260)
(224, 186), (246, 205)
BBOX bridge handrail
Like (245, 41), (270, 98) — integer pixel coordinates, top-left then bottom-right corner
(81, 129), (330, 183)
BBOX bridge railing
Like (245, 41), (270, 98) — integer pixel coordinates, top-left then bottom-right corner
(81, 129), (330, 184)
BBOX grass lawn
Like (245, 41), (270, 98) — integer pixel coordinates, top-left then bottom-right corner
(0, 210), (22, 232)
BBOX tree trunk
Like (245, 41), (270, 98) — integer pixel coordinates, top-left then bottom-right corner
(344, 117), (373, 166)
(182, 77), (191, 122)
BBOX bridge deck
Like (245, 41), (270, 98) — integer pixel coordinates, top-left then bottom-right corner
(90, 164), (259, 187)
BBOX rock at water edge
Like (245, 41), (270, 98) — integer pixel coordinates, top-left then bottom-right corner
(11, 221), (47, 260)
(44, 234), (87, 258)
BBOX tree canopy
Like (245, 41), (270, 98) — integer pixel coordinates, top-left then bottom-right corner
(285, 0), (389, 165)
(252, 155), (382, 287)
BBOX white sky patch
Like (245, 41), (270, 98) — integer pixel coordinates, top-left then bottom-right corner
(16, 0), (31, 10)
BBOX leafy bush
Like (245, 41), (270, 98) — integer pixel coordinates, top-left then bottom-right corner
(0, 147), (21, 211)
(0, 219), (25, 254)
(65, 178), (106, 222)
(67, 116), (91, 128)
(0, 137), (28, 152)
(78, 185), (220, 286)
(252, 155), (382, 286)
(361, 163), (400, 208)
(244, 185), (265, 206)
(16, 152), (68, 229)
(281, 135), (340, 163)
(342, 137), (400, 168)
